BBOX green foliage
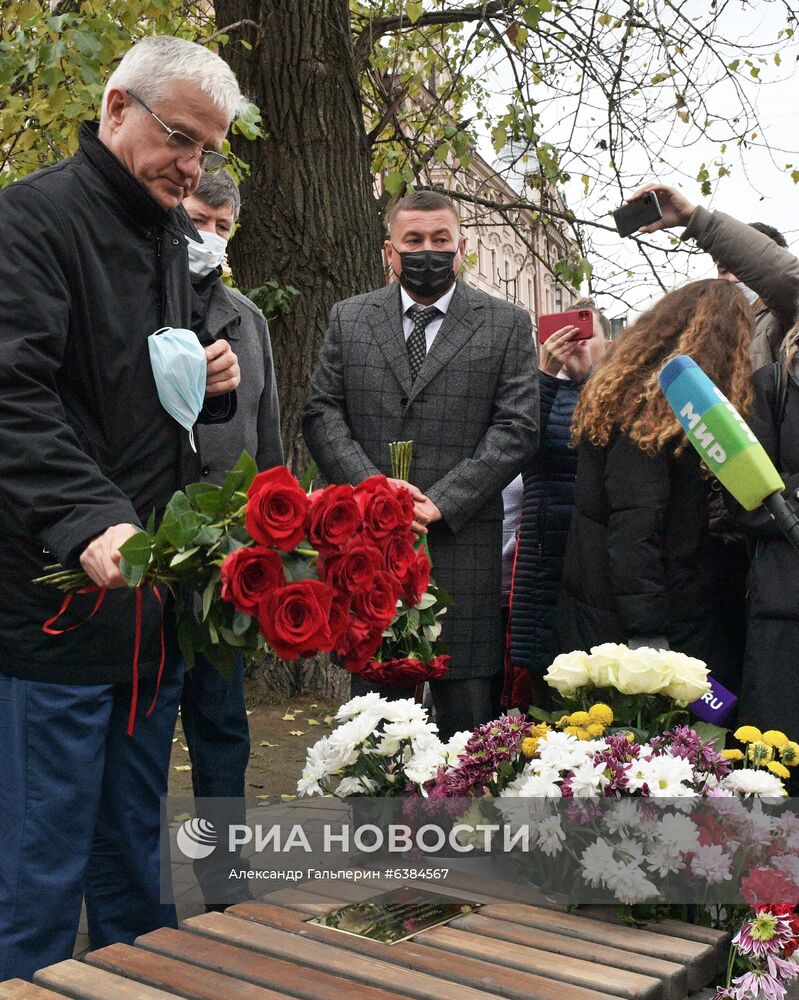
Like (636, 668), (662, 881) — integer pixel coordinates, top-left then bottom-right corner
(245, 280), (300, 323)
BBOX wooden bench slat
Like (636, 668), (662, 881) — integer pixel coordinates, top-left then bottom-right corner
(34, 959), (182, 999)
(135, 927), (409, 1000)
(229, 902), (625, 1000)
(0, 982), (67, 999)
(86, 943), (293, 1000)
(479, 904), (716, 991)
(179, 911), (505, 1000)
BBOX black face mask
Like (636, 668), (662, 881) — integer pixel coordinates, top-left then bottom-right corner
(393, 248), (456, 299)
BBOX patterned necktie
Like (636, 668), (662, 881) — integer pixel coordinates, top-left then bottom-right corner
(406, 304), (440, 382)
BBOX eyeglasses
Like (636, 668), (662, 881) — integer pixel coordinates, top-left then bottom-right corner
(126, 90), (228, 173)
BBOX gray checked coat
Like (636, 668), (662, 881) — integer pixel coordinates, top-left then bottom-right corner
(302, 279), (539, 680)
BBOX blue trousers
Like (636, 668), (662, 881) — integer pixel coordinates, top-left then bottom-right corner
(0, 658), (182, 982)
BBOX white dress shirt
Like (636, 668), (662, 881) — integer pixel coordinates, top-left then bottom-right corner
(400, 283), (456, 353)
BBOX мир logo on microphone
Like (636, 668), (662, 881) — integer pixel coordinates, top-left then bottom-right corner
(176, 818), (218, 860)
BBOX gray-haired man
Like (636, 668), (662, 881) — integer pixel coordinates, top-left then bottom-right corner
(0, 36), (246, 979)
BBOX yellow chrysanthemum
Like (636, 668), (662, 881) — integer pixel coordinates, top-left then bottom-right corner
(762, 730), (789, 749)
(586, 723), (605, 737)
(625, 731), (636, 742)
(767, 761), (791, 780)
(747, 741), (774, 767)
(734, 725), (763, 744)
(721, 749), (744, 761)
(588, 703), (614, 726)
(521, 737), (539, 758)
(565, 725), (591, 741)
(780, 742), (799, 767)
(556, 716), (571, 728)
(568, 711), (591, 726)
(530, 723), (551, 739)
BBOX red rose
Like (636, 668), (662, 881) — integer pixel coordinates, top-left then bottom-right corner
(340, 618), (384, 670)
(403, 550), (431, 606)
(381, 533), (417, 587)
(353, 476), (414, 539)
(427, 654), (450, 680)
(350, 657), (425, 687)
(246, 466), (309, 551)
(741, 868), (799, 907)
(318, 540), (383, 594)
(327, 592), (352, 651)
(308, 484), (362, 552)
(352, 570), (401, 629)
(258, 579), (334, 660)
(220, 545), (285, 617)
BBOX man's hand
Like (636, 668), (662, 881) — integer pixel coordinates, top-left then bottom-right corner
(80, 523), (141, 589)
(387, 478), (442, 535)
(540, 325), (592, 380)
(205, 340), (240, 396)
(627, 182), (696, 233)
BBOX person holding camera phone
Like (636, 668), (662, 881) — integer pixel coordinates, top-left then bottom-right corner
(625, 182), (799, 370)
(502, 300), (609, 711)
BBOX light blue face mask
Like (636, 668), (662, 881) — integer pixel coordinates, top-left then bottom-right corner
(148, 327), (206, 450)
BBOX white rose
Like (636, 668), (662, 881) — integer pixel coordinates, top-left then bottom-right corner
(609, 647), (670, 695)
(544, 650), (592, 696)
(587, 643), (628, 688)
(660, 652), (710, 705)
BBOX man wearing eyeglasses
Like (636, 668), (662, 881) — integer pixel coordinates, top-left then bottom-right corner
(0, 36), (248, 981)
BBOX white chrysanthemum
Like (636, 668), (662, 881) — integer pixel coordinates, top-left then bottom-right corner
(404, 749), (446, 785)
(500, 769), (563, 797)
(605, 859), (659, 904)
(297, 758), (327, 796)
(637, 755), (697, 797)
(581, 838), (616, 887)
(568, 758), (610, 797)
(536, 815), (566, 856)
(335, 692), (384, 721)
(335, 776), (377, 797)
(658, 813), (701, 854)
(602, 798), (641, 835)
(442, 730), (471, 766)
(690, 844), (733, 884)
(382, 717), (436, 743)
(646, 842), (686, 878)
(721, 769), (787, 798)
(379, 698), (431, 725)
(537, 731), (592, 771)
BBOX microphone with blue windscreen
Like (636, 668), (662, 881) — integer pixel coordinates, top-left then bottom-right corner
(659, 355), (799, 550)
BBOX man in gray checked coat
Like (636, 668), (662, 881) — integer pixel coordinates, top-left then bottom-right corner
(302, 191), (539, 738)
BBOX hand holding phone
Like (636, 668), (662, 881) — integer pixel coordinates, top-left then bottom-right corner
(538, 309), (594, 344)
(613, 192), (663, 238)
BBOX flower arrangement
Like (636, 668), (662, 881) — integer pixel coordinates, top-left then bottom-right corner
(539, 643), (712, 739)
(36, 455), (449, 683)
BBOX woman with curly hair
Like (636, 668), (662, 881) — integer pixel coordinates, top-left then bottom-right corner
(555, 279), (753, 691)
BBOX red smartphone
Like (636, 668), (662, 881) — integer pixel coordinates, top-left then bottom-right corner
(538, 308), (594, 344)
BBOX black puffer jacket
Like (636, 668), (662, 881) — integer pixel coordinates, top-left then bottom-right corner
(555, 432), (748, 690)
(510, 371), (582, 673)
(738, 361), (799, 733)
(0, 123), (231, 683)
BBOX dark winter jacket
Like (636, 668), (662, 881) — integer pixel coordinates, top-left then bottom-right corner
(510, 371), (582, 673)
(0, 122), (232, 684)
(555, 432), (747, 690)
(738, 360), (799, 733)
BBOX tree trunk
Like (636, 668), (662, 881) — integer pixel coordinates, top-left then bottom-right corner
(213, 0), (385, 473)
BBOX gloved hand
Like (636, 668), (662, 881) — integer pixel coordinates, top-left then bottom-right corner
(627, 636), (670, 651)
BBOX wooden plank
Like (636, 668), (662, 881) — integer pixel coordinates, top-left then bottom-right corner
(136, 927), (413, 1000)
(34, 960), (182, 999)
(229, 902), (624, 1000)
(0, 983), (67, 999)
(447, 911), (688, 1000)
(179, 911), (506, 1000)
(86, 943), (293, 1000)
(479, 903), (716, 991)
(417, 922), (663, 1000)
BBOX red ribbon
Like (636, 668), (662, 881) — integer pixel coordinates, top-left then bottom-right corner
(42, 584), (166, 736)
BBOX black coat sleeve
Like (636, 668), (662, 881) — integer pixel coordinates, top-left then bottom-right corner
(0, 182), (139, 565)
(604, 434), (672, 637)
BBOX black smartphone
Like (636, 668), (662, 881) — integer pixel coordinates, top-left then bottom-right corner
(613, 192), (662, 238)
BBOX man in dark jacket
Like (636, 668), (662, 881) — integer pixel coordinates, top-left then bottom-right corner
(0, 36), (246, 980)
(180, 171), (283, 908)
(629, 181), (799, 369)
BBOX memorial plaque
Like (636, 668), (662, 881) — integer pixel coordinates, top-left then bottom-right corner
(308, 886), (481, 944)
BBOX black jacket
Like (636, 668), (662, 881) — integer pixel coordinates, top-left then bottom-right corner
(738, 362), (799, 732)
(511, 371), (582, 673)
(0, 123), (230, 683)
(555, 432), (747, 689)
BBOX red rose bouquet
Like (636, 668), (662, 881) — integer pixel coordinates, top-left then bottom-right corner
(35, 453), (450, 685)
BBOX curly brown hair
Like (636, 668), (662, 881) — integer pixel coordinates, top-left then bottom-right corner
(572, 279), (754, 455)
